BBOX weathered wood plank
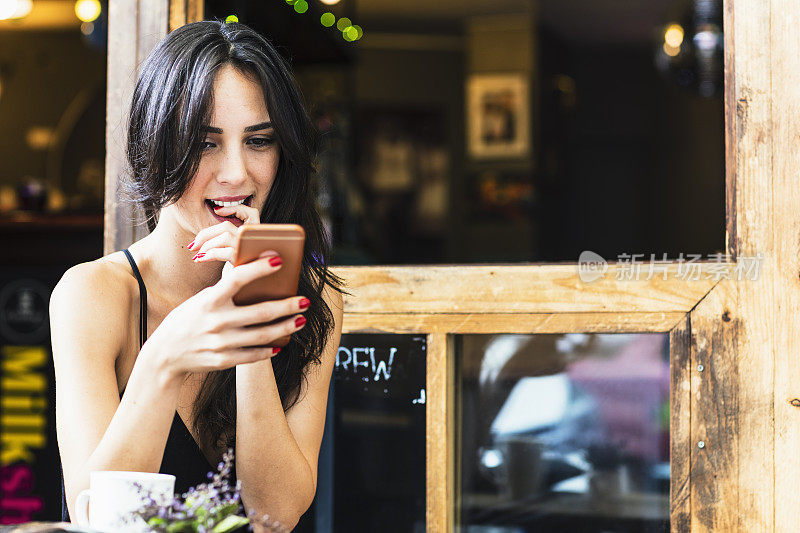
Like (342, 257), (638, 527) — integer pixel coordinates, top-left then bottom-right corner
(342, 312), (686, 334)
(186, 0), (203, 26)
(332, 264), (726, 314)
(689, 280), (739, 531)
(670, 314), (691, 533)
(105, 0), (141, 255)
(168, 0), (186, 32)
(729, 0), (775, 528)
(723, 0), (737, 261)
(770, 0), (800, 528)
(427, 333), (454, 533)
(169, 0), (203, 32)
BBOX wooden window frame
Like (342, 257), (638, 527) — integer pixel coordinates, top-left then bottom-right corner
(105, 0), (800, 530)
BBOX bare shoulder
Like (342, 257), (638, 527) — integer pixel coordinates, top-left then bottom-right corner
(49, 253), (135, 366)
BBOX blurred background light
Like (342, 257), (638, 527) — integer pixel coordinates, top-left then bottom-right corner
(664, 23), (684, 48)
(225, 14), (238, 23)
(80, 20), (93, 35)
(0, 0), (32, 20)
(319, 0), (340, 4)
(293, 0), (307, 13)
(74, 0), (101, 22)
(320, 12), (335, 27)
(336, 16), (351, 31)
(662, 42), (679, 57)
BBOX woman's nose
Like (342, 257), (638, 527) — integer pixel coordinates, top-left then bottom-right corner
(217, 146), (248, 185)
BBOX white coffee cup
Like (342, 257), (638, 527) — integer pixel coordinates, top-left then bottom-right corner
(74, 471), (176, 532)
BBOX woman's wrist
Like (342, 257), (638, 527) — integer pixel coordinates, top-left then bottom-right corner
(137, 340), (186, 393)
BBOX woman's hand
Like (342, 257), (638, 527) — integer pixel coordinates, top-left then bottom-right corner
(143, 252), (310, 381)
(145, 200), (307, 381)
(187, 201), (262, 272)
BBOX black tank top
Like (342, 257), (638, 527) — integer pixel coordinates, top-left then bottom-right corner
(60, 248), (233, 521)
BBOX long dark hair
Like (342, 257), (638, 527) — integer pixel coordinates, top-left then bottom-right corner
(122, 19), (346, 451)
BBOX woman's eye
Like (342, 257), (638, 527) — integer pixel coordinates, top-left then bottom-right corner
(200, 141), (215, 150)
(248, 137), (276, 148)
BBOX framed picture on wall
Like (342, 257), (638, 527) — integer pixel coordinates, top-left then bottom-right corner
(466, 73), (530, 159)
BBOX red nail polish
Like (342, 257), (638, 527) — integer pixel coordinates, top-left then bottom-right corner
(272, 347), (281, 355)
(269, 256), (282, 267)
(295, 316), (306, 328)
(187, 239), (195, 249)
(192, 252), (205, 260)
(299, 297), (310, 309)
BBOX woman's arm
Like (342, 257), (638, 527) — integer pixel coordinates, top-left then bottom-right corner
(235, 283), (344, 530)
(51, 261), (185, 520)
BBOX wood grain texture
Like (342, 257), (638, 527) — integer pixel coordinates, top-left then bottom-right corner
(729, 0), (775, 529)
(186, 0), (203, 25)
(105, 0), (140, 255)
(169, 0), (203, 32)
(332, 264), (726, 315)
(342, 312), (686, 334)
(426, 333), (454, 533)
(689, 280), (739, 532)
(770, 0), (800, 528)
(670, 315), (691, 532)
(168, 0), (186, 32)
(723, 0), (737, 261)
(106, 0), (171, 254)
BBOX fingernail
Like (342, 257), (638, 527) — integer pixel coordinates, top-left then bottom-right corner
(269, 256), (282, 267)
(192, 252), (205, 260)
(187, 239), (195, 249)
(272, 347), (281, 355)
(295, 316), (306, 328)
(299, 297), (310, 310)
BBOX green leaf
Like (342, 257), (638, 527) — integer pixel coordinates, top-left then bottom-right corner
(165, 519), (198, 532)
(211, 514), (250, 533)
(147, 517), (168, 528)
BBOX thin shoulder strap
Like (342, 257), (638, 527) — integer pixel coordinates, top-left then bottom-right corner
(121, 248), (147, 348)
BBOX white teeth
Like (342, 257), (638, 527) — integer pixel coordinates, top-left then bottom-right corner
(209, 198), (246, 207)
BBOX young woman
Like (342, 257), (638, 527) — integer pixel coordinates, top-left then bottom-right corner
(50, 20), (345, 530)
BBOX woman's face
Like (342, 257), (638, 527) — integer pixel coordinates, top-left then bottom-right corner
(168, 63), (280, 232)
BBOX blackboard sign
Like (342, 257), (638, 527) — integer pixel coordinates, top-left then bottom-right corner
(0, 267), (63, 524)
(298, 334), (427, 532)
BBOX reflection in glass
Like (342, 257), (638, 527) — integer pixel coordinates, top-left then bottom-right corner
(458, 333), (669, 532)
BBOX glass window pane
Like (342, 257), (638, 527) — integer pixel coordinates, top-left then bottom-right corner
(457, 333), (670, 532)
(299, 334), (427, 532)
(206, 0), (725, 264)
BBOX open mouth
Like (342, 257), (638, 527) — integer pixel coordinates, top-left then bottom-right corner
(204, 195), (253, 226)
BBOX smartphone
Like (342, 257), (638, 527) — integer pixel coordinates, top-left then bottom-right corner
(232, 224), (305, 347)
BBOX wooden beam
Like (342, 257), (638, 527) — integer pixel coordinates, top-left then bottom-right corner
(342, 312), (686, 334)
(106, 0), (202, 254)
(670, 314), (691, 532)
(689, 280), (739, 531)
(426, 333), (455, 532)
(105, 0), (148, 254)
(770, 0), (800, 528)
(728, 0), (776, 528)
(169, 0), (203, 32)
(332, 264), (727, 315)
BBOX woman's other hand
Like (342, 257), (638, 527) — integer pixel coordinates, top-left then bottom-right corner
(142, 252), (310, 381)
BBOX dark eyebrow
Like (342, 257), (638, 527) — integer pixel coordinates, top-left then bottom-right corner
(202, 121), (273, 134)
